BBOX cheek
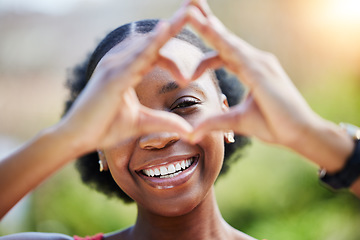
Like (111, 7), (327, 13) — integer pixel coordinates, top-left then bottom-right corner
(105, 143), (132, 171)
(104, 142), (139, 196)
(185, 101), (225, 176)
(200, 130), (225, 181)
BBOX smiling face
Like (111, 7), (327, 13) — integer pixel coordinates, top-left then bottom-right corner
(102, 37), (228, 217)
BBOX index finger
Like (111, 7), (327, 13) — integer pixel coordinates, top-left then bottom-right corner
(125, 5), (195, 87)
(183, 0), (213, 17)
(185, 5), (257, 65)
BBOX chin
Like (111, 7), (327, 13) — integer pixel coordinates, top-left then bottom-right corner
(144, 198), (200, 218)
(140, 183), (214, 218)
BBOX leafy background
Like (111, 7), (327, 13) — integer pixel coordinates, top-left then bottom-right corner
(0, 0), (360, 239)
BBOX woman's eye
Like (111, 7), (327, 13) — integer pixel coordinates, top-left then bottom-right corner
(173, 100), (198, 109)
(170, 98), (201, 114)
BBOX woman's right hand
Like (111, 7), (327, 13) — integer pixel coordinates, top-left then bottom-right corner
(0, 5), (195, 219)
(57, 8), (195, 156)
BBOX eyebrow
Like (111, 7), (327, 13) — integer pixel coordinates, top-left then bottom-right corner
(158, 81), (207, 100)
(158, 81), (179, 94)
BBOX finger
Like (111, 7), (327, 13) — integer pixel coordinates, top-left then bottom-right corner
(191, 51), (223, 81)
(127, 6), (193, 81)
(187, 0), (213, 17)
(157, 54), (189, 87)
(167, 3), (193, 35)
(186, 5), (227, 40)
(191, 110), (241, 144)
(185, 7), (236, 59)
(138, 106), (194, 142)
(127, 21), (172, 78)
(191, 94), (254, 143)
(185, 6), (263, 87)
(186, 6), (256, 61)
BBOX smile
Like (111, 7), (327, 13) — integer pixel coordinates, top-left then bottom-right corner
(142, 157), (195, 179)
(137, 155), (199, 189)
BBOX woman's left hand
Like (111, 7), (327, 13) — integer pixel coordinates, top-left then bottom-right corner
(184, 0), (357, 181)
(185, 0), (320, 148)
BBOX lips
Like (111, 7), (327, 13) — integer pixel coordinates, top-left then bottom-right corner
(136, 155), (199, 189)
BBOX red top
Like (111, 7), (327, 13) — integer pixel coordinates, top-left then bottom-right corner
(73, 233), (104, 240)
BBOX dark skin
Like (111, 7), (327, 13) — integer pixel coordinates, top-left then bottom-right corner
(1, 5), (253, 240)
(103, 38), (224, 215)
(99, 38), (251, 239)
(1, 0), (359, 239)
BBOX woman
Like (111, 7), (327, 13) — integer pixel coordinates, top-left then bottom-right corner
(0, 0), (359, 239)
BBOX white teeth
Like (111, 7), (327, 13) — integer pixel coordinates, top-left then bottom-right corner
(142, 157), (196, 178)
(168, 164), (176, 174)
(175, 163), (181, 171)
(160, 166), (168, 176)
(160, 171), (181, 179)
(181, 161), (186, 169)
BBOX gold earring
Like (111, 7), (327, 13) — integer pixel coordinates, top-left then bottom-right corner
(225, 131), (235, 143)
(97, 150), (108, 172)
(99, 160), (105, 172)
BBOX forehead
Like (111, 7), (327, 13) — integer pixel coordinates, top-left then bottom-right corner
(160, 38), (204, 77)
(140, 38), (217, 92)
(106, 36), (204, 76)
(141, 37), (207, 85)
(101, 35), (219, 100)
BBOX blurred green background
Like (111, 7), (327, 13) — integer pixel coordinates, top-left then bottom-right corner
(0, 0), (359, 239)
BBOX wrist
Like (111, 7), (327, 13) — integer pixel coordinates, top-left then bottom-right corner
(288, 116), (354, 172)
(46, 121), (91, 161)
(319, 123), (360, 190)
(319, 139), (360, 189)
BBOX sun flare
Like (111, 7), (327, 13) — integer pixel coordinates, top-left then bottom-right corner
(326, 0), (360, 24)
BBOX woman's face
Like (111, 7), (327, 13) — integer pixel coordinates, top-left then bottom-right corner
(103, 37), (228, 217)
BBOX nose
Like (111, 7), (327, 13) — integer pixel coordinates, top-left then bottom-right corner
(139, 132), (180, 150)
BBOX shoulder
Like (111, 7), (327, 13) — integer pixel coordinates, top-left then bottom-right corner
(0, 232), (72, 240)
(102, 227), (132, 240)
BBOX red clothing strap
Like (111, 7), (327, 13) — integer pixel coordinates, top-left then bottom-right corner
(73, 233), (104, 240)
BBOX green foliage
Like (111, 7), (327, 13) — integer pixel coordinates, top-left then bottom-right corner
(216, 141), (360, 240)
(1, 72), (359, 239)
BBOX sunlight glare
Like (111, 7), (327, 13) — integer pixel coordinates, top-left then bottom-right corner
(326, 0), (360, 24)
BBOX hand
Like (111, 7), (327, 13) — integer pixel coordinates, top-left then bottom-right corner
(184, 1), (360, 198)
(185, 0), (320, 147)
(57, 7), (194, 154)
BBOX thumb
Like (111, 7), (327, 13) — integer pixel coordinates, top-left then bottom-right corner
(138, 106), (193, 141)
(191, 95), (254, 143)
(191, 110), (241, 144)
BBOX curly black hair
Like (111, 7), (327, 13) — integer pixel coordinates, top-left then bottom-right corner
(64, 19), (250, 203)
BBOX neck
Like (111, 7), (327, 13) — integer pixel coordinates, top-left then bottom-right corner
(131, 187), (233, 240)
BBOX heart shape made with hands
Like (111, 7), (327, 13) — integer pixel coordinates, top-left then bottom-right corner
(99, 0), (255, 147)
(93, 0), (276, 150)
(138, 0), (259, 144)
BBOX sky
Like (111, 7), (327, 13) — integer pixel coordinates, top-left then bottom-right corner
(0, 0), (103, 15)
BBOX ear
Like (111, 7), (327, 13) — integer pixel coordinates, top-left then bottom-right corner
(97, 150), (109, 172)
